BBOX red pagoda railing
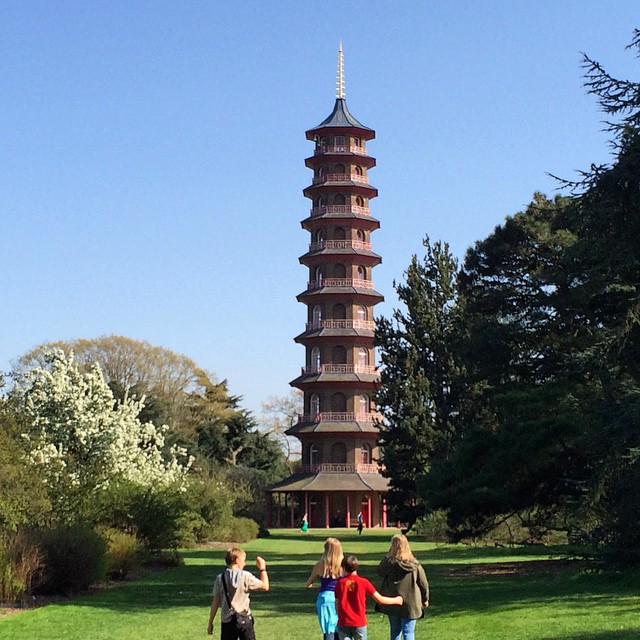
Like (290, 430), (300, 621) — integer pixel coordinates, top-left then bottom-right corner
(310, 205), (371, 217)
(309, 239), (372, 252)
(297, 412), (378, 423)
(300, 364), (378, 375)
(295, 463), (379, 474)
(312, 173), (369, 185)
(305, 319), (375, 331)
(307, 278), (374, 290)
(314, 145), (368, 156)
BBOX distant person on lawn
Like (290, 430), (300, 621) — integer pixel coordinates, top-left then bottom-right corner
(207, 547), (269, 640)
(335, 555), (403, 640)
(376, 534), (429, 640)
(306, 536), (344, 640)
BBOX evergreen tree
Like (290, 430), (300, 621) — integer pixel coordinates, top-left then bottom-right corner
(375, 237), (462, 528)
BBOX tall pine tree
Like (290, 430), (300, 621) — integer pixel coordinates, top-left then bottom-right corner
(375, 237), (463, 529)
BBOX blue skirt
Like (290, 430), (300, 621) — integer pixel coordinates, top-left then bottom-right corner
(316, 589), (338, 633)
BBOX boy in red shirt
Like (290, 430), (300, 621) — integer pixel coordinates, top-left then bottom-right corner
(335, 555), (403, 640)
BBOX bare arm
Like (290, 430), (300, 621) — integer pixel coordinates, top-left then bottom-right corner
(372, 591), (403, 607)
(207, 594), (220, 635)
(256, 556), (270, 591)
(306, 561), (322, 588)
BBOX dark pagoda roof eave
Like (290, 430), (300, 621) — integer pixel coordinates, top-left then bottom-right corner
(306, 99), (375, 139)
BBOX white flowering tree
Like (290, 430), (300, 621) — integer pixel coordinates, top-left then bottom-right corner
(15, 349), (192, 521)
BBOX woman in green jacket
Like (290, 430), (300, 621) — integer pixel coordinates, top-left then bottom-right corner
(376, 534), (429, 640)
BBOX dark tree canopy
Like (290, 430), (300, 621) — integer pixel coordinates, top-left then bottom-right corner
(375, 237), (463, 528)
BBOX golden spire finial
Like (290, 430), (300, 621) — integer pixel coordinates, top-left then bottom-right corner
(336, 41), (345, 99)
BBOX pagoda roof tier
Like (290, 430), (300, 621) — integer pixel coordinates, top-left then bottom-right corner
(299, 250), (381, 269)
(303, 182), (378, 199)
(290, 370), (380, 386)
(301, 214), (380, 233)
(286, 417), (381, 436)
(306, 99), (375, 141)
(297, 287), (384, 305)
(305, 153), (376, 170)
(294, 329), (375, 344)
(290, 380), (380, 394)
(267, 470), (388, 493)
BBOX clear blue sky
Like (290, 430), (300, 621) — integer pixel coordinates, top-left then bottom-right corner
(2, 1), (638, 416)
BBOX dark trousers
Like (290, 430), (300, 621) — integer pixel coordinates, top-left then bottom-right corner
(221, 618), (256, 640)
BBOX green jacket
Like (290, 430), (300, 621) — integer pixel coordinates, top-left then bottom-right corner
(376, 556), (429, 620)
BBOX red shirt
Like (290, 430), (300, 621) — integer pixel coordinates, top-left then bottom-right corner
(335, 573), (377, 627)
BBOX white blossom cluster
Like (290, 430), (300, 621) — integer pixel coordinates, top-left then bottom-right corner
(18, 349), (193, 499)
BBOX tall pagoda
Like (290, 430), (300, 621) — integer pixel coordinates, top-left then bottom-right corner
(267, 45), (388, 529)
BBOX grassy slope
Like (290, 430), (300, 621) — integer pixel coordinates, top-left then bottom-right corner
(1, 529), (638, 639)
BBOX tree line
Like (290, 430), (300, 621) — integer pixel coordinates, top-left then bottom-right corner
(0, 336), (296, 599)
(375, 31), (640, 565)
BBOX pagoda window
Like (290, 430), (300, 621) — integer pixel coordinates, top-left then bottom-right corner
(311, 347), (321, 373)
(356, 228), (365, 242)
(360, 443), (372, 465)
(334, 135), (346, 147)
(331, 442), (347, 464)
(335, 264), (346, 278)
(318, 167), (326, 180)
(314, 230), (324, 245)
(334, 226), (346, 240)
(310, 443), (320, 465)
(334, 194), (346, 205)
(315, 267), (324, 286)
(310, 394), (320, 418)
(331, 392), (347, 412)
(353, 136), (362, 148)
(333, 303), (346, 320)
(359, 394), (369, 415)
(354, 166), (363, 176)
(356, 305), (367, 322)
(355, 196), (364, 207)
(332, 345), (347, 364)
(316, 196), (325, 208)
(357, 265), (366, 280)
(358, 348), (369, 366)
(335, 164), (346, 174)
(312, 305), (322, 325)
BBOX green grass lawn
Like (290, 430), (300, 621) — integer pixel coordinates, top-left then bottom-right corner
(1, 528), (638, 639)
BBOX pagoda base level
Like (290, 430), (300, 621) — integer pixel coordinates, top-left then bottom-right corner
(265, 482), (388, 529)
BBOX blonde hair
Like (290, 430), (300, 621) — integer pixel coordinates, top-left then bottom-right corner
(225, 547), (246, 566)
(320, 537), (344, 579)
(386, 534), (414, 561)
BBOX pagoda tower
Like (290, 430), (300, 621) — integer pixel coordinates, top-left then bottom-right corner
(267, 46), (389, 529)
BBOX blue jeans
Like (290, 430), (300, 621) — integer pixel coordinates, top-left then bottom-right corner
(337, 626), (367, 640)
(389, 616), (416, 640)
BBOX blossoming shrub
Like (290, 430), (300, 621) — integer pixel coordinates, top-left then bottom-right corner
(14, 349), (192, 523)
(32, 525), (107, 594)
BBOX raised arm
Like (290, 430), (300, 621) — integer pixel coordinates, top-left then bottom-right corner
(255, 555), (270, 591)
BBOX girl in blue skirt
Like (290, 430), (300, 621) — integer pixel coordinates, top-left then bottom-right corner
(306, 537), (343, 640)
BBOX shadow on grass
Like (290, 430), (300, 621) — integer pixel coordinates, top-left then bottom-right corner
(48, 544), (640, 629)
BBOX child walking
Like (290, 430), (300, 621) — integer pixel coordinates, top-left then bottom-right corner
(306, 537), (344, 640)
(207, 547), (270, 640)
(335, 555), (403, 640)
